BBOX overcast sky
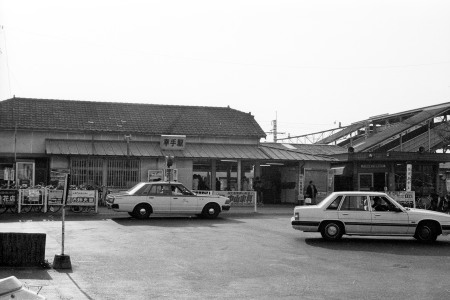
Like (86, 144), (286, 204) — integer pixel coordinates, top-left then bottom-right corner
(1, 0), (449, 140)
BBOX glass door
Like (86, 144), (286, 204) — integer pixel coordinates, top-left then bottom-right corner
(16, 162), (35, 187)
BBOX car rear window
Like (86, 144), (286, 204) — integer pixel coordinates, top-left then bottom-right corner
(327, 196), (343, 210)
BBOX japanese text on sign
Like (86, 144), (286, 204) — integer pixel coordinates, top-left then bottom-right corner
(160, 135), (186, 150)
(67, 190), (96, 206)
(387, 191), (415, 208)
(0, 190), (17, 205)
(406, 164), (412, 192)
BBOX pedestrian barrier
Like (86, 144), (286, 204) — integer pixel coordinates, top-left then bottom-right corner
(0, 188), (98, 214)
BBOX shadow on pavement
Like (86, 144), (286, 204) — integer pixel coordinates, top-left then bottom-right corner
(304, 236), (450, 257)
(0, 267), (53, 280)
(111, 215), (246, 227)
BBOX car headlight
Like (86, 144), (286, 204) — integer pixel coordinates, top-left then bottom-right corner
(224, 198), (231, 204)
(294, 212), (299, 220)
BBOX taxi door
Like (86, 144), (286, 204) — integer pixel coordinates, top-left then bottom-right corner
(147, 184), (171, 213)
(370, 196), (409, 235)
(170, 184), (198, 213)
(338, 195), (372, 234)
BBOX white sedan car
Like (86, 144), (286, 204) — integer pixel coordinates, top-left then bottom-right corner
(106, 181), (230, 219)
(291, 191), (450, 242)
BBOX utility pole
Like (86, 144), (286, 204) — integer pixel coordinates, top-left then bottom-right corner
(271, 112), (285, 142)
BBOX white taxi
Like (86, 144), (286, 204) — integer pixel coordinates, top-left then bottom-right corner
(106, 181), (230, 219)
(291, 191), (450, 242)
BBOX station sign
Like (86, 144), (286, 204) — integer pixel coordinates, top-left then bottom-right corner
(160, 135), (186, 150)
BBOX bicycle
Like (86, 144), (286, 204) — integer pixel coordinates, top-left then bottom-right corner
(416, 195), (432, 210)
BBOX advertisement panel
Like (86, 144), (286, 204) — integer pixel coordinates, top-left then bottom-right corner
(67, 190), (96, 206)
(215, 191), (256, 206)
(48, 190), (64, 205)
(0, 189), (18, 205)
(387, 191), (415, 208)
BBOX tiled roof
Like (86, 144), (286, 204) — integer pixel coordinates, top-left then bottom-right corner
(0, 97), (266, 138)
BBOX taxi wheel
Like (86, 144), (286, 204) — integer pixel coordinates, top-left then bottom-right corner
(133, 204), (151, 219)
(202, 203), (220, 219)
(415, 222), (438, 242)
(320, 222), (343, 241)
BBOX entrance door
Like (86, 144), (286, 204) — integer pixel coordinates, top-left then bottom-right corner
(359, 173), (373, 191)
(373, 172), (386, 192)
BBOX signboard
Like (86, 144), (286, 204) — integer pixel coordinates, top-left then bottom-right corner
(215, 191), (256, 206)
(67, 190), (96, 206)
(387, 191), (415, 208)
(298, 173), (304, 200)
(48, 190), (64, 205)
(0, 189), (17, 205)
(406, 164), (412, 191)
(23, 189), (44, 205)
(50, 169), (70, 188)
(160, 135), (186, 150)
(148, 170), (164, 181)
(163, 169), (178, 182)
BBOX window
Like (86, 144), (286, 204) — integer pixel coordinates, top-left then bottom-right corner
(71, 158), (140, 189)
(171, 185), (183, 195)
(340, 196), (368, 211)
(370, 196), (396, 212)
(136, 184), (152, 196)
(107, 159), (140, 189)
(149, 185), (164, 195)
(327, 196), (343, 210)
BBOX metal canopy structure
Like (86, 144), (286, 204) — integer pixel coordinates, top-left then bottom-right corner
(280, 102), (450, 154)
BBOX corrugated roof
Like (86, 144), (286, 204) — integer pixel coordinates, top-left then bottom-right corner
(0, 97), (266, 138)
(46, 140), (268, 159)
(315, 122), (366, 144)
(259, 143), (342, 161)
(162, 143), (268, 159)
(261, 143), (346, 155)
(354, 105), (450, 152)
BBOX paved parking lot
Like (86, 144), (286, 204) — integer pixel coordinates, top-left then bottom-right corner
(1, 206), (450, 299)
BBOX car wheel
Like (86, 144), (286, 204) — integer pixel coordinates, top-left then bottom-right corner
(320, 222), (343, 241)
(128, 212), (136, 218)
(133, 204), (151, 219)
(415, 222), (438, 242)
(202, 203), (220, 219)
